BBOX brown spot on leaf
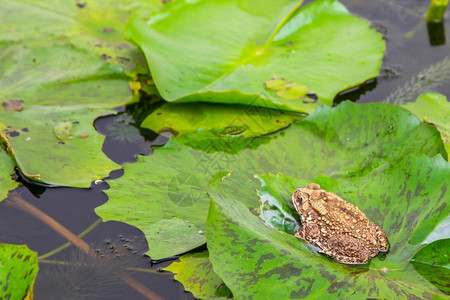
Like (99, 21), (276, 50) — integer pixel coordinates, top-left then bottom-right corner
(2, 99), (24, 112)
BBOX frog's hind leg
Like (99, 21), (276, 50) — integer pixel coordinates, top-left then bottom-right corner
(325, 234), (373, 264)
(320, 249), (369, 265)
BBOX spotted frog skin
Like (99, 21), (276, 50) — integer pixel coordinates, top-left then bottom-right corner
(292, 183), (389, 264)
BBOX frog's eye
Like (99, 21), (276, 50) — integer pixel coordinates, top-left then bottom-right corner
(297, 192), (310, 202)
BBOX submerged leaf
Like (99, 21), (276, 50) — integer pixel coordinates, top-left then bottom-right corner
(0, 244), (38, 300)
(141, 102), (302, 138)
(125, 0), (385, 112)
(97, 101), (446, 258)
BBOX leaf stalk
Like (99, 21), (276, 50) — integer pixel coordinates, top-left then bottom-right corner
(426, 0), (448, 22)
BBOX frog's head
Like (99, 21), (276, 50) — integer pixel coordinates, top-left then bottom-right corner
(292, 188), (311, 212)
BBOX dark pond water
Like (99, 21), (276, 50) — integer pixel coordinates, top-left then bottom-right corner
(1, 0), (449, 299)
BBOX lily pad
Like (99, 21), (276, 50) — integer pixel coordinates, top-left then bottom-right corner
(125, 0), (385, 112)
(0, 150), (18, 201)
(411, 239), (450, 294)
(0, 106), (119, 187)
(402, 93), (450, 160)
(164, 251), (231, 299)
(141, 102), (302, 137)
(0, 42), (133, 109)
(206, 160), (449, 298)
(0, 244), (39, 300)
(145, 218), (206, 260)
(1, 0), (163, 77)
(97, 101), (445, 259)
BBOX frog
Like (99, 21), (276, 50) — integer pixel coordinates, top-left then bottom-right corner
(292, 183), (389, 264)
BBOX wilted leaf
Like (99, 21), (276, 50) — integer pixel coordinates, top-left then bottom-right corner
(97, 101), (445, 258)
(125, 0), (384, 112)
(0, 244), (38, 300)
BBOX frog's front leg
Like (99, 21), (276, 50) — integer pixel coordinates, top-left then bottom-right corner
(295, 223), (320, 242)
(374, 224), (389, 252)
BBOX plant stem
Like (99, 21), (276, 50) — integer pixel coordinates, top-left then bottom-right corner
(38, 218), (102, 260)
(426, 0), (448, 22)
(8, 193), (92, 254)
(7, 193), (163, 300)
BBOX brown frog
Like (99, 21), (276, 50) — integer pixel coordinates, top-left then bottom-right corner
(292, 183), (389, 264)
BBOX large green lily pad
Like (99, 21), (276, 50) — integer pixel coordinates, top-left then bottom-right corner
(206, 159), (449, 298)
(125, 0), (385, 112)
(0, 244), (39, 300)
(402, 93), (450, 160)
(0, 1), (165, 187)
(1, 0), (163, 77)
(0, 42), (132, 109)
(97, 101), (445, 259)
(164, 251), (231, 299)
(0, 106), (119, 187)
(0, 150), (18, 201)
